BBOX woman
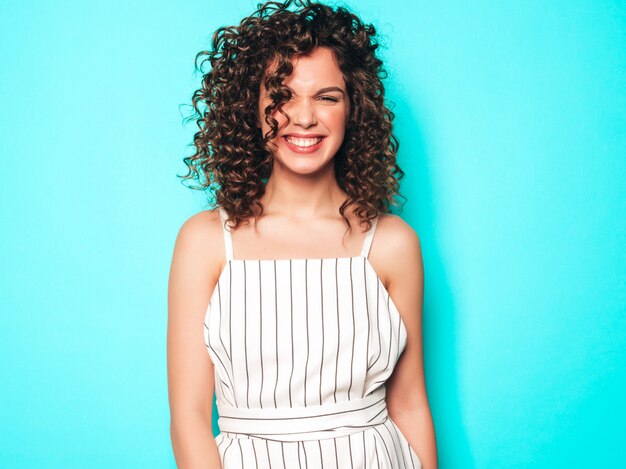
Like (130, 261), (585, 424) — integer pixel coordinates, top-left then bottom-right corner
(167, 0), (437, 467)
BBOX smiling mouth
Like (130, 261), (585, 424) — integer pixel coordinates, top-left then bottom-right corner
(284, 136), (324, 147)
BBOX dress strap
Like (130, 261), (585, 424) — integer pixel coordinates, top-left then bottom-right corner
(360, 214), (380, 258)
(217, 206), (233, 261)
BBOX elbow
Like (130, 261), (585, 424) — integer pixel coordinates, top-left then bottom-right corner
(169, 412), (220, 468)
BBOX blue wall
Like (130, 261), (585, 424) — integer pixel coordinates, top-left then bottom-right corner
(1, 1), (624, 467)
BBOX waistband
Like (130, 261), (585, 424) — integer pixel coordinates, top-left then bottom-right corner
(216, 386), (388, 442)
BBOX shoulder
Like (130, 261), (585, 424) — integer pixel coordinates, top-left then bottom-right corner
(375, 213), (422, 259)
(370, 213), (423, 289)
(176, 208), (222, 244)
(171, 208), (226, 281)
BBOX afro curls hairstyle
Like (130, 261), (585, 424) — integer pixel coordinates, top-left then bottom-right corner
(179, 0), (406, 232)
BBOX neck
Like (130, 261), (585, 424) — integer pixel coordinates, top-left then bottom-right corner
(260, 161), (348, 220)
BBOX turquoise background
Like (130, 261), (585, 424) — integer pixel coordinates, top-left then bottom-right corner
(1, 0), (624, 467)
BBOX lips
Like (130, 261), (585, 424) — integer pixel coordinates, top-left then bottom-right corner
(285, 136), (323, 147)
(282, 135), (325, 153)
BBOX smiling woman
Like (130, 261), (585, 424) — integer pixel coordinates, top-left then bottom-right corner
(179, 0), (405, 231)
(259, 47), (350, 169)
(167, 0), (438, 468)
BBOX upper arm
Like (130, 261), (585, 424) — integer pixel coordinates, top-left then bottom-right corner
(373, 215), (428, 415)
(167, 209), (224, 421)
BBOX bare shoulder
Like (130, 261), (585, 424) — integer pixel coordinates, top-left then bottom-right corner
(171, 208), (226, 284)
(370, 213), (423, 289)
(176, 208), (222, 242)
(375, 213), (422, 260)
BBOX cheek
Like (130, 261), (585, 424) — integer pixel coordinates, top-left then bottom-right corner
(324, 110), (348, 134)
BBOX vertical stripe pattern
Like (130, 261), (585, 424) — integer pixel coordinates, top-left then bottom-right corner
(204, 208), (420, 468)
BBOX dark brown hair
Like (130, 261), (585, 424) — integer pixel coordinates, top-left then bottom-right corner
(179, 0), (406, 232)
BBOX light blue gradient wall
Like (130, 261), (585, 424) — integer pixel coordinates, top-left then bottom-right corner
(1, 1), (624, 467)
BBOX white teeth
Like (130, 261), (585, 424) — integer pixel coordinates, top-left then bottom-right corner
(285, 136), (323, 147)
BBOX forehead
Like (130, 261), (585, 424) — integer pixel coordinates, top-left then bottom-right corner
(262, 47), (345, 91)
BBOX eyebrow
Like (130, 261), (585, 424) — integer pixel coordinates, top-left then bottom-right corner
(287, 86), (346, 96)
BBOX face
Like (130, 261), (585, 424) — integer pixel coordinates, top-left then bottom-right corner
(258, 47), (350, 176)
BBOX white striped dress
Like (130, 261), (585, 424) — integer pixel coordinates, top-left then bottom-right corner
(204, 207), (422, 468)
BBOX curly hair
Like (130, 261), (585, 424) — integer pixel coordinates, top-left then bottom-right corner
(179, 0), (406, 233)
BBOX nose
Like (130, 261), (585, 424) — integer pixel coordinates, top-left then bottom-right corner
(289, 98), (317, 128)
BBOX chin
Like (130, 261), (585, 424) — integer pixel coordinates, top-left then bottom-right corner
(275, 153), (335, 175)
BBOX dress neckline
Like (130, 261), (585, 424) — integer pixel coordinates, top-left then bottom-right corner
(228, 255), (365, 262)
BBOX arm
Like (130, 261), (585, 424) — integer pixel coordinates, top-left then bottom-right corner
(167, 211), (223, 468)
(375, 216), (438, 468)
